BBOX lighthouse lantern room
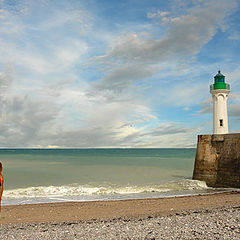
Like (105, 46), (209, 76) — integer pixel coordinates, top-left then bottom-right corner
(210, 70), (230, 134)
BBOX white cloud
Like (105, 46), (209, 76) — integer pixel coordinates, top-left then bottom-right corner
(0, 7), (25, 36)
(226, 67), (240, 86)
(0, 0), (92, 75)
(37, 9), (91, 31)
(53, 39), (89, 66)
(0, 0), (238, 148)
(0, 66), (13, 93)
(228, 32), (240, 40)
(92, 0), (237, 96)
(128, 122), (199, 148)
(160, 82), (207, 107)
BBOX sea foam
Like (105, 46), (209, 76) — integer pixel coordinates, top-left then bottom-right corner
(3, 180), (209, 200)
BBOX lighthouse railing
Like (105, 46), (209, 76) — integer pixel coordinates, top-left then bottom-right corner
(210, 83), (230, 91)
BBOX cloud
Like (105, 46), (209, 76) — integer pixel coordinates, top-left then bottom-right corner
(147, 10), (170, 19)
(0, 72), (157, 147)
(0, 7), (25, 37)
(198, 98), (212, 114)
(0, 0), (238, 148)
(142, 123), (195, 136)
(0, 83), (198, 148)
(229, 104), (240, 117)
(92, 62), (155, 92)
(228, 32), (240, 40)
(35, 8), (92, 34)
(92, 0), (237, 95)
(123, 122), (199, 148)
(227, 67), (240, 86)
(0, 0), (94, 147)
(0, 66), (13, 93)
(160, 82), (207, 107)
(0, 0), (92, 76)
(0, 95), (59, 147)
(198, 91), (240, 118)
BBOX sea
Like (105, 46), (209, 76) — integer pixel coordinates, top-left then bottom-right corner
(0, 148), (227, 206)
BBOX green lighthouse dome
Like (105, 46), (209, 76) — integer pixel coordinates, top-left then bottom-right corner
(210, 70), (230, 91)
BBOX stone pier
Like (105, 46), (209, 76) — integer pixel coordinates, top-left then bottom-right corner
(192, 133), (240, 188)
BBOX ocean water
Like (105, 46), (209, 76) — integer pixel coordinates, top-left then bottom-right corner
(0, 148), (223, 205)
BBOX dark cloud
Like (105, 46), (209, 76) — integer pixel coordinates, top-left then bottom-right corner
(92, 64), (154, 92)
(0, 95), (59, 147)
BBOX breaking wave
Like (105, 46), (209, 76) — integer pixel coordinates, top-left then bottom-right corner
(4, 180), (209, 200)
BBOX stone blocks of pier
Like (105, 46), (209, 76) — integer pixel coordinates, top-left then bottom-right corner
(193, 134), (240, 188)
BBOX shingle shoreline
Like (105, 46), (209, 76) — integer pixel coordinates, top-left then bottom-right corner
(1, 206), (240, 240)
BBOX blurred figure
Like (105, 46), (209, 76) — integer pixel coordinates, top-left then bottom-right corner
(0, 162), (4, 212)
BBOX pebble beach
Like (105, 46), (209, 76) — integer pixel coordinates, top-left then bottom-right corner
(1, 206), (240, 239)
(0, 192), (240, 239)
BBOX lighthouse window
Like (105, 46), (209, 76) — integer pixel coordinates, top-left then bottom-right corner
(220, 119), (223, 127)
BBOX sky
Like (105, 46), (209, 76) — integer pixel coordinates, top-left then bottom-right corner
(0, 0), (240, 148)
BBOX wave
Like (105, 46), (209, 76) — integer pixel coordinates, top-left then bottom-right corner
(3, 180), (209, 199)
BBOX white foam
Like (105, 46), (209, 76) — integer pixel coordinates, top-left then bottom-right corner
(3, 179), (209, 200)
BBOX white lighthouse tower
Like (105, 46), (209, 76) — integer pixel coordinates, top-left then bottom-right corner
(210, 70), (230, 134)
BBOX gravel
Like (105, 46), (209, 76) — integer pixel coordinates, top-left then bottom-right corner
(1, 206), (240, 239)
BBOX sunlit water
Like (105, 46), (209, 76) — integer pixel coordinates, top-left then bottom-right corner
(0, 148), (227, 205)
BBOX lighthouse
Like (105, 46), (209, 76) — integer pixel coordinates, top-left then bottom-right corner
(210, 70), (230, 134)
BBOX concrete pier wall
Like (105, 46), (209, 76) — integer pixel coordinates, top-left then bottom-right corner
(192, 133), (240, 188)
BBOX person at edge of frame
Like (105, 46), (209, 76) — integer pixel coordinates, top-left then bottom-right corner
(0, 162), (4, 212)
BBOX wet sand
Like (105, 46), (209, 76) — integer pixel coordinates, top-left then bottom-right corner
(0, 191), (239, 225)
